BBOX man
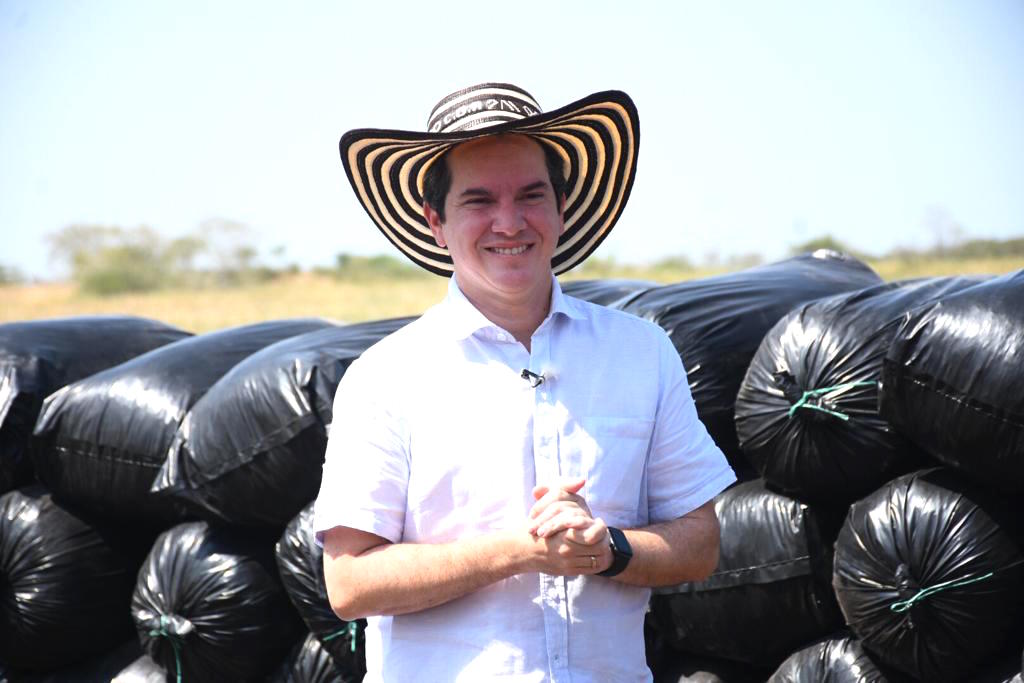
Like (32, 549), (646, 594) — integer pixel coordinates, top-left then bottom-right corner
(314, 83), (736, 681)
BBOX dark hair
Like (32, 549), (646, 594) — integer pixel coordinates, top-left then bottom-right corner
(422, 136), (567, 224)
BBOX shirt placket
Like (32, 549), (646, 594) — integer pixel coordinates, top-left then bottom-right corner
(528, 324), (571, 682)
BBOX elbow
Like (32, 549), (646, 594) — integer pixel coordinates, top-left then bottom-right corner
(666, 511), (721, 585)
(689, 537), (720, 582)
(324, 559), (376, 621)
(331, 603), (363, 624)
(327, 585), (372, 622)
(688, 513), (722, 582)
(658, 541), (718, 587)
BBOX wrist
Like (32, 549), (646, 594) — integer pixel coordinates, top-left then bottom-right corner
(509, 528), (547, 574)
(596, 526), (633, 577)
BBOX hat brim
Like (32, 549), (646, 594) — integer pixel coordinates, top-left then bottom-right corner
(339, 90), (640, 276)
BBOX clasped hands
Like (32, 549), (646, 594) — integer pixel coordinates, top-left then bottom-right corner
(525, 478), (612, 576)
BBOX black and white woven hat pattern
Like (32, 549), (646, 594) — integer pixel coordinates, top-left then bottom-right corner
(339, 83), (640, 276)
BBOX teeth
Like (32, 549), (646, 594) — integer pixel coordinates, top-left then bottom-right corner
(491, 245), (528, 255)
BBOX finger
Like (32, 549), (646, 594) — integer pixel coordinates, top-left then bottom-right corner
(559, 478), (586, 495)
(561, 520), (608, 546)
(528, 500), (587, 533)
(529, 479), (588, 519)
(531, 478), (585, 508)
(574, 552), (601, 572)
(535, 513), (593, 538)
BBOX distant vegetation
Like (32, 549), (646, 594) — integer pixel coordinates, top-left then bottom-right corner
(788, 234), (1024, 261)
(3, 217), (1019, 332)
(0, 264), (24, 285)
(27, 221), (1024, 298)
(46, 221), (293, 295)
(321, 253), (427, 281)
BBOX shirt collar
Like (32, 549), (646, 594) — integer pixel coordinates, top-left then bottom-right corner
(437, 274), (586, 342)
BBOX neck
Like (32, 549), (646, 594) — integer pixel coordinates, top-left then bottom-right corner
(458, 278), (553, 352)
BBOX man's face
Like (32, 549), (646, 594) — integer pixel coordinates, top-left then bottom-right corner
(424, 134), (565, 311)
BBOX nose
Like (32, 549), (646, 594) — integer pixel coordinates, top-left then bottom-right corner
(491, 200), (526, 236)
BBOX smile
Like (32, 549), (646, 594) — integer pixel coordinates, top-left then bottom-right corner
(489, 245), (530, 256)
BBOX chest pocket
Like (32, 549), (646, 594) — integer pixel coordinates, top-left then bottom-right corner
(560, 416), (654, 528)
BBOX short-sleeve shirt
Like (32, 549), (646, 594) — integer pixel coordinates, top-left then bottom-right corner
(314, 276), (735, 682)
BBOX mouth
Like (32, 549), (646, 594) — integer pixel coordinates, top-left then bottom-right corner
(487, 244), (531, 256)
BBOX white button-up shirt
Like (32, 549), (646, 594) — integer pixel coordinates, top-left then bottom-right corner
(315, 277), (735, 682)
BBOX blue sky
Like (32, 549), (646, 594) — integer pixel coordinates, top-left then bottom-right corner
(1, 1), (1022, 280)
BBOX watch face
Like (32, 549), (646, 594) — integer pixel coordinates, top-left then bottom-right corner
(609, 526), (633, 557)
(598, 527), (633, 577)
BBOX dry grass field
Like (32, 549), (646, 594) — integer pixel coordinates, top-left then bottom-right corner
(2, 256), (1021, 334)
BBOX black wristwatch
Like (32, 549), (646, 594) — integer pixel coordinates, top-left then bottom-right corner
(597, 526), (633, 577)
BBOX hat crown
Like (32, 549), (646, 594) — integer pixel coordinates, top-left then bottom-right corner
(426, 83), (544, 134)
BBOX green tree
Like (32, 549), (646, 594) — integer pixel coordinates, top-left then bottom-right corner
(46, 221), (285, 294)
(47, 224), (203, 294)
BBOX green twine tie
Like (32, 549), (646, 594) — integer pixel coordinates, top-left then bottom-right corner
(148, 615), (183, 683)
(787, 380), (877, 421)
(890, 572), (995, 613)
(323, 621), (360, 653)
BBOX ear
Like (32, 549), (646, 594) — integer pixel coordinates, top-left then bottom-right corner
(423, 202), (446, 248)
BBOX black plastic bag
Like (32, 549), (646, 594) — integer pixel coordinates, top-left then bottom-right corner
(269, 633), (358, 683)
(832, 468), (1024, 682)
(153, 317), (415, 529)
(276, 502), (366, 677)
(0, 486), (149, 671)
(31, 318), (332, 524)
(560, 278), (656, 307)
(648, 480), (844, 668)
(0, 639), (145, 683)
(0, 316), (189, 493)
(131, 520), (303, 682)
(619, 251), (881, 478)
(963, 646), (1024, 683)
(735, 277), (984, 506)
(766, 635), (910, 682)
(879, 270), (1024, 492)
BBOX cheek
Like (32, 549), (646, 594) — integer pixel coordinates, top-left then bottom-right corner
(533, 212), (564, 239)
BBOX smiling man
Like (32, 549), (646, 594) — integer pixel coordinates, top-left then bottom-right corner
(424, 134), (565, 348)
(314, 83), (736, 682)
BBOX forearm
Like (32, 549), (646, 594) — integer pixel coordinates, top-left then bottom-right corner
(612, 502), (720, 587)
(324, 529), (528, 620)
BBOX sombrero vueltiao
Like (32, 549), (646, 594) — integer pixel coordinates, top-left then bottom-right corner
(339, 83), (640, 276)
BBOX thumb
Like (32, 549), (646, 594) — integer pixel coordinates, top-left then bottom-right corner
(532, 484), (549, 501)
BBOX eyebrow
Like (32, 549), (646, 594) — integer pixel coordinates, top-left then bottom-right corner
(457, 181), (550, 199)
(520, 181), (550, 194)
(458, 188), (492, 199)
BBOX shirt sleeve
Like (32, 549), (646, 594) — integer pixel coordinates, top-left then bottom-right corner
(645, 332), (737, 523)
(313, 354), (410, 546)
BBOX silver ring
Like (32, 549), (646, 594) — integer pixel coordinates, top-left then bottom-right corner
(589, 555), (596, 569)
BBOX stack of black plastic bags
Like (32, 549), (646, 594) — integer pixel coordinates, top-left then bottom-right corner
(0, 250), (1021, 682)
(1, 315), (413, 681)
(646, 262), (1024, 682)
